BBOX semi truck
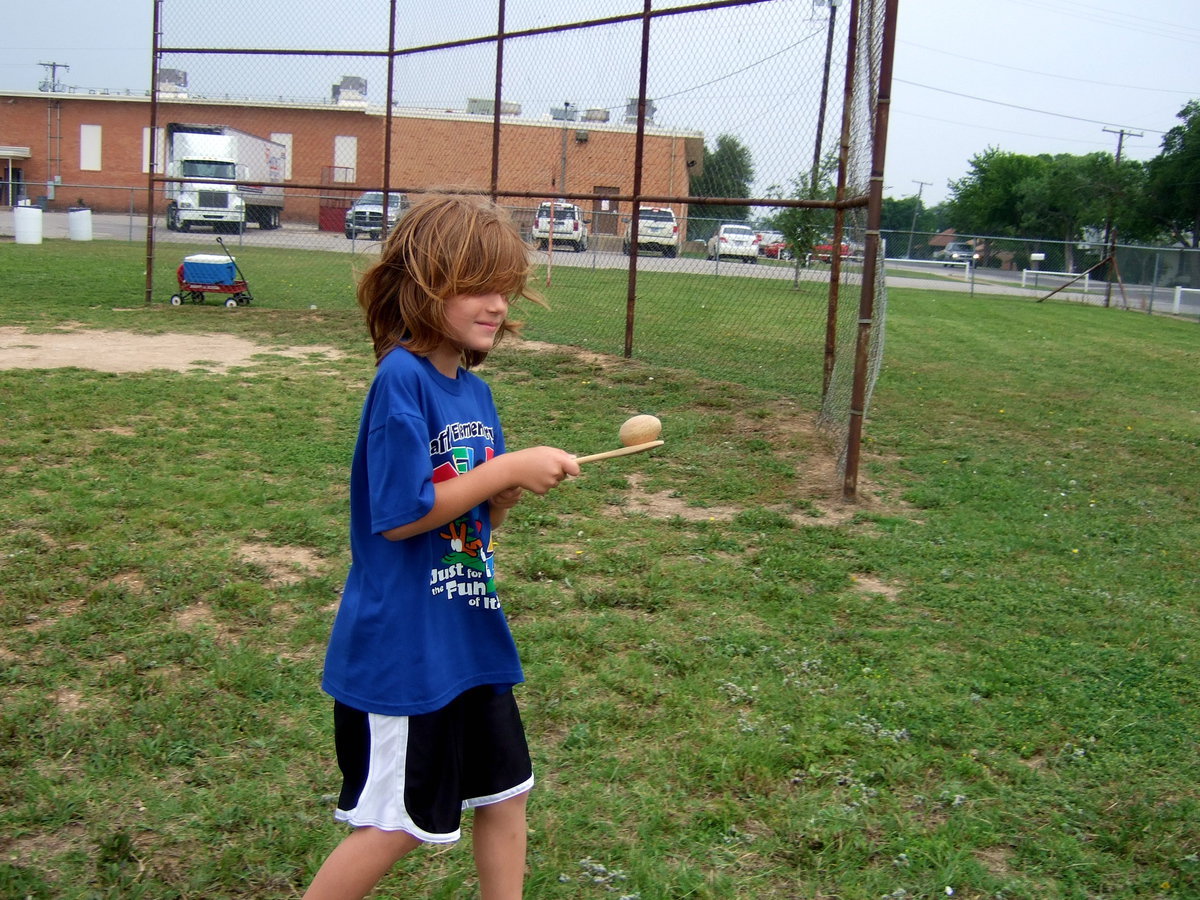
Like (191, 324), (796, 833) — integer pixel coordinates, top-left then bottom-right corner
(164, 123), (286, 232)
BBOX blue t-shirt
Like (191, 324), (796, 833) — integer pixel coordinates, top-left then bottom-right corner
(322, 347), (523, 716)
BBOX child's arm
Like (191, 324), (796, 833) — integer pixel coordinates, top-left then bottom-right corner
(382, 446), (579, 541)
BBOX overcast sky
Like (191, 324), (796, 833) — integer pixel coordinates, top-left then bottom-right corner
(2, 0), (1197, 206)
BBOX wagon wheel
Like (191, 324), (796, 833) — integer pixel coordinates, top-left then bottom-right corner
(170, 294), (183, 306)
(225, 297), (239, 308)
(189, 292), (205, 303)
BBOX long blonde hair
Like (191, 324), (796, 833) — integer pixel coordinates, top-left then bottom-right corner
(357, 195), (542, 367)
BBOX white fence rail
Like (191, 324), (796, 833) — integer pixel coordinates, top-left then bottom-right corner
(885, 257), (972, 279)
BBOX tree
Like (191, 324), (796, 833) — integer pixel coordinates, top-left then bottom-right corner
(688, 134), (755, 240)
(1015, 153), (1113, 270)
(1142, 100), (1200, 251)
(763, 151), (838, 279)
(944, 147), (1150, 271)
(880, 196), (945, 257)
(945, 148), (1048, 236)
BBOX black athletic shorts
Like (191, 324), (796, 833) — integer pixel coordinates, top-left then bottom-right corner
(332, 685), (533, 843)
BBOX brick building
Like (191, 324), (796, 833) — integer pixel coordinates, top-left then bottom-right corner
(1, 88), (703, 236)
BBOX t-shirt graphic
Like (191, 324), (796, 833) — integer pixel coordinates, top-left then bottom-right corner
(430, 440), (499, 605)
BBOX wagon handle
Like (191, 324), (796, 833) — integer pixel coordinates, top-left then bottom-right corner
(215, 236), (249, 284)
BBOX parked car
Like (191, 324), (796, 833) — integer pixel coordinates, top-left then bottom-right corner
(706, 224), (759, 263)
(933, 241), (979, 265)
(756, 231), (791, 259)
(532, 201), (589, 252)
(345, 191), (408, 240)
(759, 239), (792, 259)
(813, 241), (850, 263)
(623, 206), (680, 257)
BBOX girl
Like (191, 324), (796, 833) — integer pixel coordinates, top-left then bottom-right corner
(305, 195), (579, 900)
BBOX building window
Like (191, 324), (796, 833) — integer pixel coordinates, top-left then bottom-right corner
(270, 133), (293, 180)
(80, 124), (102, 171)
(142, 127), (165, 174)
(333, 136), (357, 182)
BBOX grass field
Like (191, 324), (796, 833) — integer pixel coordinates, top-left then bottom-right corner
(1, 240), (1197, 899)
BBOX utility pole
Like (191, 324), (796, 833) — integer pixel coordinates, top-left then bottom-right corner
(905, 179), (931, 258)
(1101, 126), (1141, 308)
(810, 0), (841, 195)
(38, 61), (69, 92)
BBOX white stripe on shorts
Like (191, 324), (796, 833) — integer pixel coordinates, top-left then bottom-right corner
(333, 712), (459, 843)
(464, 773), (536, 810)
(332, 711), (536, 842)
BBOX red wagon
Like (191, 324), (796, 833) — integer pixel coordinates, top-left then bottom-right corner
(170, 237), (254, 307)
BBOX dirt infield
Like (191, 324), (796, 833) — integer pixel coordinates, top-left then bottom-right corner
(0, 327), (342, 373)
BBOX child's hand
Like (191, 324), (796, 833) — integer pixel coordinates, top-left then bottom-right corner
(503, 446), (580, 494)
(490, 486), (524, 510)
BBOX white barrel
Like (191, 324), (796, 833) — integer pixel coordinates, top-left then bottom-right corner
(68, 207), (94, 241)
(13, 205), (43, 244)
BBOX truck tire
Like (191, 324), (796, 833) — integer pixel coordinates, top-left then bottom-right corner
(167, 204), (189, 232)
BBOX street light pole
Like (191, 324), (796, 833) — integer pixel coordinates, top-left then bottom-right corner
(905, 179), (931, 259)
(559, 101), (572, 194)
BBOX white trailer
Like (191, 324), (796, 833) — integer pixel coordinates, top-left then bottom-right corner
(164, 123), (286, 232)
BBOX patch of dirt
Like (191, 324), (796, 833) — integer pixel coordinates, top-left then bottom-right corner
(0, 327), (342, 373)
(22, 595), (85, 633)
(54, 689), (87, 712)
(618, 473), (743, 522)
(849, 574), (903, 601)
(975, 845), (1018, 878)
(2, 822), (89, 866)
(105, 571), (147, 594)
(515, 339), (621, 371)
(1018, 753), (1048, 771)
(171, 602), (240, 647)
(238, 541), (326, 585)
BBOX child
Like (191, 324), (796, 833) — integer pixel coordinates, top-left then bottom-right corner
(304, 195), (580, 900)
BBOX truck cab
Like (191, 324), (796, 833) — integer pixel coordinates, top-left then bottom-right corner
(165, 145), (245, 233)
(164, 124), (285, 233)
(344, 191), (408, 240)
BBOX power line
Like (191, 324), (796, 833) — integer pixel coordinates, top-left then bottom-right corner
(894, 78), (1167, 135)
(896, 109), (1133, 149)
(652, 30), (826, 104)
(897, 40), (1200, 97)
(1002, 0), (1200, 44)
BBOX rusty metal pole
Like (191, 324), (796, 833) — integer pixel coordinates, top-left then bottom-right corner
(843, 0), (898, 500)
(143, 0), (163, 305)
(383, 0), (397, 218)
(822, 0), (853, 402)
(489, 0), (507, 201)
(624, 0), (653, 359)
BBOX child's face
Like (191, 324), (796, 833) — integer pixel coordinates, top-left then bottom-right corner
(443, 291), (509, 356)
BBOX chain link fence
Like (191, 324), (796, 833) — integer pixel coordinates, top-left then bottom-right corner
(122, 0), (894, 495)
(883, 228), (1200, 316)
